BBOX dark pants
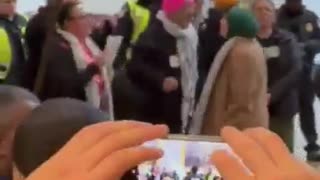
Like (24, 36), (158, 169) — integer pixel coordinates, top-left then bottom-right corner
(270, 117), (294, 152)
(299, 68), (318, 150)
(112, 69), (145, 120)
(138, 92), (182, 134)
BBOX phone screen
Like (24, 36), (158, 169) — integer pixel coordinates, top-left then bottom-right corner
(135, 138), (232, 180)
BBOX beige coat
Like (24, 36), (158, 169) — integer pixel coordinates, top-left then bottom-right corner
(201, 38), (269, 135)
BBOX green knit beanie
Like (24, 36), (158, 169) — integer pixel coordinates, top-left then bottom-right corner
(226, 7), (259, 38)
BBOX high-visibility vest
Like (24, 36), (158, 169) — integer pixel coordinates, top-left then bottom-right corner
(0, 27), (13, 80)
(127, 0), (151, 44)
(20, 15), (28, 36)
(0, 15), (27, 80)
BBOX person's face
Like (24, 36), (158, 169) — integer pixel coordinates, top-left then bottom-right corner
(66, 6), (91, 37)
(0, 0), (16, 16)
(219, 17), (228, 38)
(253, 0), (275, 29)
(168, 3), (196, 29)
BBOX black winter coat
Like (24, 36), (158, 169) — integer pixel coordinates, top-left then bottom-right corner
(196, 8), (225, 100)
(258, 29), (302, 119)
(22, 7), (58, 91)
(38, 33), (99, 101)
(127, 19), (182, 133)
(278, 7), (320, 67)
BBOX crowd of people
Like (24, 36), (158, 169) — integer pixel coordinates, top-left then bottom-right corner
(1, 0), (320, 179)
(137, 166), (223, 180)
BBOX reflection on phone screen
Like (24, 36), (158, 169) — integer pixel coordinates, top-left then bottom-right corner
(136, 139), (232, 180)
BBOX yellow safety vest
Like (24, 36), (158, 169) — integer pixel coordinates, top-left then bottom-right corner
(20, 15), (28, 36)
(127, 0), (151, 44)
(0, 15), (28, 80)
(125, 0), (150, 61)
(0, 28), (12, 80)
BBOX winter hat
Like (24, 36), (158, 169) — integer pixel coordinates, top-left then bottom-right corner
(226, 7), (259, 38)
(162, 0), (195, 15)
(213, 0), (239, 11)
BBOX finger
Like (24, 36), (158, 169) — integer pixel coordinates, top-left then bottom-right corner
(211, 151), (253, 180)
(92, 146), (163, 180)
(83, 125), (168, 169)
(221, 127), (278, 176)
(53, 121), (153, 159)
(243, 128), (296, 169)
(244, 128), (320, 179)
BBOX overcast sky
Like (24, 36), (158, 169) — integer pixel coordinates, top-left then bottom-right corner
(17, 0), (127, 14)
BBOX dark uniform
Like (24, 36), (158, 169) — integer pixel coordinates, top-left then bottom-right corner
(22, 6), (58, 91)
(257, 29), (302, 152)
(0, 14), (27, 85)
(196, 8), (225, 100)
(278, 5), (320, 160)
(112, 0), (152, 69)
(127, 18), (183, 133)
(111, 0), (152, 120)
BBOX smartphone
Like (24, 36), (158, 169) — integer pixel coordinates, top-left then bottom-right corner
(134, 135), (233, 180)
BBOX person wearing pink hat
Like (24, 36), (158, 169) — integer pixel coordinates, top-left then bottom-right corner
(127, 0), (199, 133)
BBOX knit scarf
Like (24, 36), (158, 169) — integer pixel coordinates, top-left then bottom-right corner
(57, 29), (114, 120)
(157, 11), (199, 132)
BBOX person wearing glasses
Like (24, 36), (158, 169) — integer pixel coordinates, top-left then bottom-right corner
(36, 2), (114, 119)
(252, 0), (302, 152)
(22, 0), (78, 92)
(0, 0), (28, 85)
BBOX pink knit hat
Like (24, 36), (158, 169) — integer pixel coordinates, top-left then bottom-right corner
(162, 0), (195, 15)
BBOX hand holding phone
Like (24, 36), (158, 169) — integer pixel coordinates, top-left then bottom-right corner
(212, 127), (320, 180)
(137, 135), (233, 180)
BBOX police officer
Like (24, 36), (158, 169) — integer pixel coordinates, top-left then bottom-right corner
(110, 0), (153, 120)
(110, 0), (152, 70)
(0, 0), (27, 85)
(278, 0), (320, 161)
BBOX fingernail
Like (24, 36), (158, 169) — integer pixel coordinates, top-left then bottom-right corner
(155, 124), (169, 131)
